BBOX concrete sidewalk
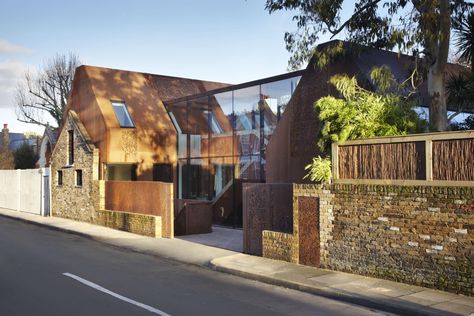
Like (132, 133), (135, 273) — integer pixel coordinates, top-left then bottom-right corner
(1, 208), (473, 316)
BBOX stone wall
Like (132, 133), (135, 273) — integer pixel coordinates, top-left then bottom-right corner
(51, 113), (100, 223)
(263, 183), (473, 296)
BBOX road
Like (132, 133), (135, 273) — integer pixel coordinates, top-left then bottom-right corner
(0, 216), (390, 316)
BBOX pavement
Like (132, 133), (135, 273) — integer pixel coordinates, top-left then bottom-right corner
(1, 207), (473, 316)
(178, 225), (243, 252)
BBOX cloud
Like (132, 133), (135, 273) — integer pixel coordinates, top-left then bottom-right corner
(0, 39), (31, 54)
(0, 60), (29, 108)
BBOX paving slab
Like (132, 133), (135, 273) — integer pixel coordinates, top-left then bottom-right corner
(178, 225), (243, 252)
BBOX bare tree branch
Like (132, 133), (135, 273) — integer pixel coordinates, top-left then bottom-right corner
(15, 53), (80, 128)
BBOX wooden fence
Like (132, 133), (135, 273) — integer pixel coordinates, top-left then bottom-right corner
(105, 181), (174, 237)
(332, 130), (474, 186)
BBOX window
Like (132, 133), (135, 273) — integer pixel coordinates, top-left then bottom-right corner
(204, 110), (223, 134)
(112, 101), (134, 128)
(68, 130), (74, 165)
(153, 164), (172, 182)
(75, 170), (83, 187)
(57, 170), (63, 186)
(106, 164), (137, 181)
(169, 112), (182, 134)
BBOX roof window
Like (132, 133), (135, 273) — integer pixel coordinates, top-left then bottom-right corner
(112, 101), (134, 128)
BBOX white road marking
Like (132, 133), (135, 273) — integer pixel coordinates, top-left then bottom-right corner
(62, 272), (171, 316)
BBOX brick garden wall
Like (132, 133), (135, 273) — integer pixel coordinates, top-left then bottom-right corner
(95, 209), (162, 238)
(262, 231), (297, 263)
(263, 183), (473, 296)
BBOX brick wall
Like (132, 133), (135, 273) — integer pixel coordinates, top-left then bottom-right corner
(95, 209), (162, 237)
(262, 230), (297, 263)
(263, 183), (473, 296)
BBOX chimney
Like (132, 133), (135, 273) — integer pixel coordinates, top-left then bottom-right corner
(2, 124), (9, 151)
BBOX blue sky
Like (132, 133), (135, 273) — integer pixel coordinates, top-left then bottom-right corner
(1, 0), (336, 134)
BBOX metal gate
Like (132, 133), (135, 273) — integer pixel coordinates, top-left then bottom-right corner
(43, 175), (50, 216)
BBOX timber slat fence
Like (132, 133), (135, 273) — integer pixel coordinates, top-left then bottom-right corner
(332, 130), (474, 185)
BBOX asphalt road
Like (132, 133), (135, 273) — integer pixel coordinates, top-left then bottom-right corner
(0, 216), (390, 316)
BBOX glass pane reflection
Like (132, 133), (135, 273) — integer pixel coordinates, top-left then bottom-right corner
(169, 73), (302, 227)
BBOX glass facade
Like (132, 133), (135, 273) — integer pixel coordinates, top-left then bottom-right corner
(167, 74), (301, 226)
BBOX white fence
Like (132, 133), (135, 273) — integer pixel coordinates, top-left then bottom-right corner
(0, 168), (50, 216)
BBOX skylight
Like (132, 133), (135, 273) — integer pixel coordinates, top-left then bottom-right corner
(112, 101), (134, 128)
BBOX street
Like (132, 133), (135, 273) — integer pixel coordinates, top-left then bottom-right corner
(0, 216), (389, 316)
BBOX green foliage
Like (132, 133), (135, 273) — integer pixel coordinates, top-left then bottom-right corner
(453, 10), (474, 70)
(446, 71), (474, 121)
(304, 156), (332, 184)
(14, 142), (38, 169)
(316, 73), (427, 152)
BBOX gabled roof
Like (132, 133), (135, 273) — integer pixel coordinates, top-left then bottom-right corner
(67, 65), (231, 133)
(42, 125), (58, 146)
(81, 65), (231, 102)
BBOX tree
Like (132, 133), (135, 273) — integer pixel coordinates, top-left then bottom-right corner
(445, 71), (474, 121)
(265, 0), (474, 131)
(453, 10), (474, 72)
(15, 53), (80, 128)
(14, 142), (38, 169)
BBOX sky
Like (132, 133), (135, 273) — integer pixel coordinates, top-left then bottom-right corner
(0, 0), (334, 135)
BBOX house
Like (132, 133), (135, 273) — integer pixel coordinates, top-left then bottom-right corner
(50, 65), (230, 233)
(37, 125), (58, 168)
(0, 124), (14, 169)
(51, 40), (470, 235)
(0, 123), (41, 169)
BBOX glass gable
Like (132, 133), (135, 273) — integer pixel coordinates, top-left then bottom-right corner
(167, 72), (302, 226)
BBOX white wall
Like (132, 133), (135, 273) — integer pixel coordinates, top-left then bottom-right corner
(0, 168), (49, 215)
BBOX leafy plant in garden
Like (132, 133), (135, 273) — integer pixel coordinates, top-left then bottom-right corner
(304, 156), (332, 183)
(304, 68), (427, 183)
(316, 74), (427, 152)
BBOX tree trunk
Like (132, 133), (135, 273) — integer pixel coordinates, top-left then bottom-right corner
(427, 67), (447, 131)
(424, 0), (451, 132)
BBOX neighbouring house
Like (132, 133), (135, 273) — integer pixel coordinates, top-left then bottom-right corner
(37, 125), (58, 168)
(0, 123), (41, 169)
(51, 40), (471, 237)
(0, 124), (14, 169)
